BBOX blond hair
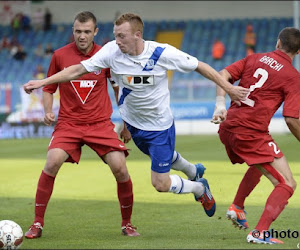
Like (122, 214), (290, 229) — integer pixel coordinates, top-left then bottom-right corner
(114, 13), (144, 35)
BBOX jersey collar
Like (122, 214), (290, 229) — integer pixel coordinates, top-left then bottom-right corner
(274, 49), (292, 64)
(72, 42), (98, 57)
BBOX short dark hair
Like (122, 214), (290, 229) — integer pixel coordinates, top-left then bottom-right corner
(278, 27), (300, 54)
(114, 13), (144, 35)
(74, 11), (97, 29)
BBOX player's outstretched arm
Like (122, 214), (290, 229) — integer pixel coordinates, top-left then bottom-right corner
(285, 117), (300, 142)
(23, 64), (88, 94)
(195, 61), (249, 102)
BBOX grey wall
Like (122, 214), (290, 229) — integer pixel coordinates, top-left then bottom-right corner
(32, 1), (295, 23)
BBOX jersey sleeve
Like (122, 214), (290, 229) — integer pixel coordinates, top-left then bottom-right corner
(282, 76), (300, 119)
(161, 44), (198, 72)
(43, 52), (59, 93)
(225, 58), (246, 84)
(81, 41), (113, 72)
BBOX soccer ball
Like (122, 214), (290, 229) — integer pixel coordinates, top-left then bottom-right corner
(0, 220), (23, 249)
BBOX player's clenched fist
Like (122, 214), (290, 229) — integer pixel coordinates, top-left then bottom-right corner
(23, 80), (45, 94)
(120, 123), (132, 144)
(44, 112), (56, 126)
(211, 107), (227, 124)
(227, 85), (249, 104)
(211, 96), (227, 124)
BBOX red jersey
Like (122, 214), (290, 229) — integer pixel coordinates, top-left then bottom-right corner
(43, 42), (112, 123)
(220, 50), (300, 134)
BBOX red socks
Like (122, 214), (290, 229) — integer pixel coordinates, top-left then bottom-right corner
(34, 170), (55, 226)
(33, 171), (134, 228)
(233, 166), (262, 209)
(117, 178), (133, 227)
(255, 183), (294, 232)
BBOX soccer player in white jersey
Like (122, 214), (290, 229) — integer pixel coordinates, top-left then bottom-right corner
(24, 13), (249, 219)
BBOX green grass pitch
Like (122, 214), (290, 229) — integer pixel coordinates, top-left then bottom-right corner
(0, 134), (299, 249)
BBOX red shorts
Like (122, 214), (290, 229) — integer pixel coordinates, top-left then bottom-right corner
(48, 119), (128, 163)
(218, 128), (284, 166)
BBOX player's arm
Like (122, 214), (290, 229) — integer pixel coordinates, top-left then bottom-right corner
(285, 117), (300, 142)
(120, 120), (132, 143)
(161, 45), (248, 101)
(195, 61), (248, 102)
(43, 91), (55, 126)
(211, 69), (230, 124)
(109, 78), (132, 143)
(24, 64), (88, 94)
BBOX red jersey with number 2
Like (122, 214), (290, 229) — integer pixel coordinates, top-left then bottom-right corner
(43, 42), (112, 124)
(220, 50), (300, 134)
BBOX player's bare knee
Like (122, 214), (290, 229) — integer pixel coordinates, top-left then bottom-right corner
(44, 164), (60, 176)
(282, 175), (297, 191)
(112, 165), (129, 181)
(44, 161), (61, 176)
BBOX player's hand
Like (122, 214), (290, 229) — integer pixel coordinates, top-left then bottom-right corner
(44, 112), (56, 126)
(120, 125), (132, 144)
(211, 107), (227, 124)
(23, 80), (45, 94)
(227, 86), (249, 105)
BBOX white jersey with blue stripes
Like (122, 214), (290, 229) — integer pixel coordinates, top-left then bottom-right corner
(81, 40), (198, 131)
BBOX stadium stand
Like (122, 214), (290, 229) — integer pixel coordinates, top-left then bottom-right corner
(0, 17), (294, 111)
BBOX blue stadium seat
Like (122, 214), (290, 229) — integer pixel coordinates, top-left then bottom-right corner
(0, 16), (295, 103)
(170, 85), (189, 101)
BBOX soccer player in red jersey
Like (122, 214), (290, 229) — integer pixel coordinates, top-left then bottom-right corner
(212, 27), (300, 244)
(24, 11), (139, 239)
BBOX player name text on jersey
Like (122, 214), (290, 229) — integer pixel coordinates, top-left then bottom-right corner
(259, 55), (284, 71)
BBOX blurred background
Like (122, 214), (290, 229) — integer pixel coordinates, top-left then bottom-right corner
(0, 1), (299, 138)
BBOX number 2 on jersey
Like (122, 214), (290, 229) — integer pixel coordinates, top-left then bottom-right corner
(241, 68), (268, 107)
(268, 142), (281, 154)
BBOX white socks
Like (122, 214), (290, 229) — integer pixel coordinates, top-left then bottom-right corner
(171, 151), (196, 179)
(168, 152), (204, 197)
(169, 174), (204, 197)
